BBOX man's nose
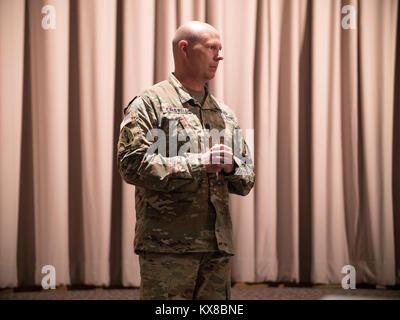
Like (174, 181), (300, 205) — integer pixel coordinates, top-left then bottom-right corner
(215, 53), (224, 61)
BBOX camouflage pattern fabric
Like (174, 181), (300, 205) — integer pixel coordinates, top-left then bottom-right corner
(118, 73), (255, 255)
(139, 251), (231, 300)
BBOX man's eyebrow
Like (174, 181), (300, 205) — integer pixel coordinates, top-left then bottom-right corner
(207, 41), (222, 49)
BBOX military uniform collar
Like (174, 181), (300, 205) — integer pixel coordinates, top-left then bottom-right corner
(168, 73), (210, 106)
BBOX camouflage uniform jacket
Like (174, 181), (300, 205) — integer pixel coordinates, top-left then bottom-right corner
(118, 73), (255, 255)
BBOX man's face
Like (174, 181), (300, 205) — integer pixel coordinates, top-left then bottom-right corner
(186, 30), (223, 82)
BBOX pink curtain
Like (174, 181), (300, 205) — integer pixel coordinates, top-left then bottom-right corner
(0, 0), (399, 288)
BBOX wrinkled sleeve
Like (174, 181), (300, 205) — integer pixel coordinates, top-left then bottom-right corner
(117, 96), (206, 192)
(224, 114), (255, 196)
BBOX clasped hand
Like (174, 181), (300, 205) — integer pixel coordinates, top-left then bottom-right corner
(201, 144), (234, 174)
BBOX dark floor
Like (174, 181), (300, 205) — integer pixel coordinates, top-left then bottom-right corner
(1, 284), (399, 300)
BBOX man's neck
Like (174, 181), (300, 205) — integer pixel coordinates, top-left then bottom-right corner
(173, 71), (205, 91)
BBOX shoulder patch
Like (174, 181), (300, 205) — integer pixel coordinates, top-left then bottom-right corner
(120, 112), (134, 131)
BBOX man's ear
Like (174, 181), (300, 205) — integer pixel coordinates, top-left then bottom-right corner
(178, 40), (189, 57)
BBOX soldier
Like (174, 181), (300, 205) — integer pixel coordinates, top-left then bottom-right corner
(118, 21), (255, 300)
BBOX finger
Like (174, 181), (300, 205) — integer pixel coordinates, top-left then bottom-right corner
(210, 155), (225, 164)
(209, 144), (221, 152)
(210, 144), (232, 152)
(210, 152), (233, 165)
(222, 153), (233, 164)
(210, 150), (233, 157)
(210, 151), (233, 163)
(221, 163), (234, 173)
(218, 144), (233, 152)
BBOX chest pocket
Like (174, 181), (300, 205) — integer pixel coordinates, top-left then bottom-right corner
(201, 110), (235, 150)
(221, 112), (236, 131)
(160, 108), (202, 156)
(178, 114), (203, 155)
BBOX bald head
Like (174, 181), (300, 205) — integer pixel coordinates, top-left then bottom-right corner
(172, 21), (219, 58)
(172, 21), (223, 89)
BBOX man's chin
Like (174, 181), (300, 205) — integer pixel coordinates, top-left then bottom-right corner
(207, 71), (217, 80)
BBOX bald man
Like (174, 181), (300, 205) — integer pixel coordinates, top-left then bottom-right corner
(118, 21), (255, 300)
